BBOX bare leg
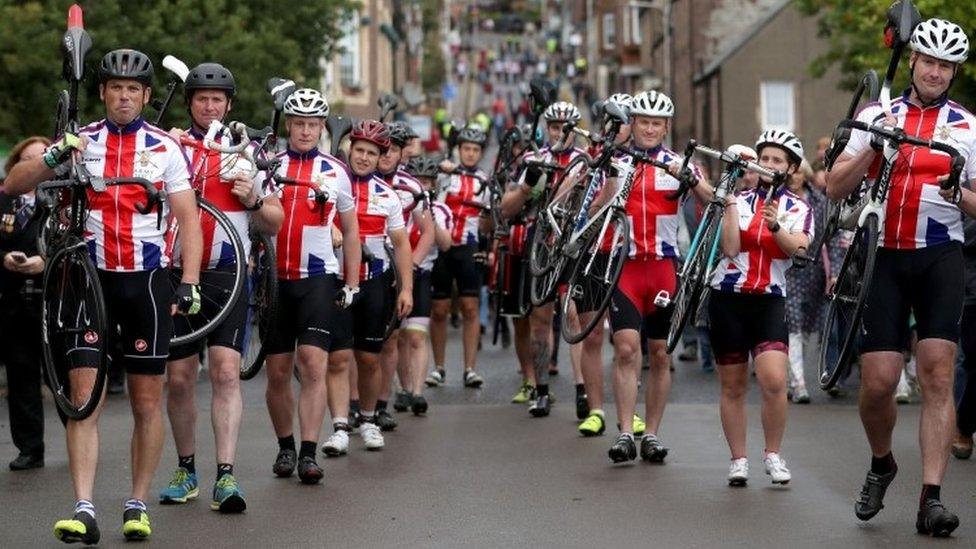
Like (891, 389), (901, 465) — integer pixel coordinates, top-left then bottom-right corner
(295, 345), (329, 443)
(754, 351), (788, 454)
(265, 352), (296, 438)
(859, 351), (903, 457)
(327, 350), (353, 421)
(164, 356), (198, 459)
(128, 373), (165, 501)
(915, 339), (957, 485)
(430, 299), (450, 369)
(611, 329), (641, 433)
(717, 363), (749, 459)
(643, 339), (672, 435)
(460, 297), (481, 371)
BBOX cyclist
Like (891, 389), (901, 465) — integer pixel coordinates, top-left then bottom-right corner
(827, 18), (975, 535)
(429, 126), (490, 388)
(5, 49), (204, 543)
(376, 122), (434, 429)
(263, 88), (361, 484)
(591, 90), (711, 463)
(709, 130), (812, 487)
(159, 62), (284, 513)
(500, 101), (587, 416)
(327, 120), (413, 453)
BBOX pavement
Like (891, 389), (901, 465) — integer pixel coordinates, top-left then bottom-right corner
(1, 329), (975, 548)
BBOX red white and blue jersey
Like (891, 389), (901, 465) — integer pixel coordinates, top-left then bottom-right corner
(74, 117), (192, 272)
(413, 200), (452, 272)
(349, 174), (405, 281)
(274, 148), (354, 280)
(615, 146), (698, 259)
(514, 145), (587, 188)
(387, 167), (426, 223)
(843, 92), (976, 249)
(710, 187), (814, 296)
(439, 166), (488, 246)
(179, 128), (265, 270)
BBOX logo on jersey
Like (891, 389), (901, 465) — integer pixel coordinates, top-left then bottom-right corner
(84, 331), (99, 345)
(137, 150), (159, 169)
(134, 339), (148, 352)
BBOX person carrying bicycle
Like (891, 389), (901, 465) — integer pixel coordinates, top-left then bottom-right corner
(376, 121), (434, 430)
(499, 101), (587, 416)
(263, 88), (361, 485)
(709, 130), (812, 487)
(588, 90), (710, 464)
(827, 18), (975, 536)
(159, 62), (284, 513)
(5, 48), (204, 543)
(429, 126), (491, 388)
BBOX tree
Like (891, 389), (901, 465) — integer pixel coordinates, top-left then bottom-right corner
(797, 0), (976, 108)
(419, 0), (445, 95)
(0, 0), (355, 147)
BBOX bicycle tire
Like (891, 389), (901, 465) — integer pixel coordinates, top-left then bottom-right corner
(240, 231), (277, 380)
(169, 197), (247, 347)
(560, 208), (630, 344)
(530, 253), (565, 307)
(42, 242), (109, 421)
(527, 155), (589, 277)
(666, 211), (720, 354)
(818, 214), (878, 391)
(382, 242), (401, 340)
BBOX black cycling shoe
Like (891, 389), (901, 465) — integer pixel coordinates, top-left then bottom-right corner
(376, 410), (399, 432)
(608, 433), (637, 463)
(348, 410), (362, 431)
(916, 499), (960, 537)
(411, 395), (428, 415)
(575, 393), (589, 421)
(273, 448), (297, 478)
(9, 452), (43, 470)
(639, 435), (669, 463)
(297, 456), (324, 485)
(854, 468), (897, 521)
(528, 394), (551, 417)
(393, 390), (413, 412)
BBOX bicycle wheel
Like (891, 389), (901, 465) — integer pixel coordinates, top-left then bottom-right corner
(819, 214), (878, 391)
(240, 231), (277, 380)
(169, 197), (247, 347)
(528, 155), (589, 277)
(382, 242), (401, 340)
(530, 253), (566, 307)
(666, 212), (720, 354)
(561, 208), (630, 344)
(42, 241), (109, 420)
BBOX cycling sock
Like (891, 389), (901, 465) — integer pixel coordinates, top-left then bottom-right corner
(75, 499), (95, 519)
(870, 452), (895, 475)
(216, 463), (233, 480)
(536, 384), (549, 397)
(278, 435), (296, 452)
(178, 454), (195, 475)
(332, 418), (348, 430)
(360, 410), (375, 421)
(124, 499), (147, 513)
(575, 383), (585, 397)
(921, 484), (941, 506)
(299, 441), (316, 459)
(377, 400), (388, 411)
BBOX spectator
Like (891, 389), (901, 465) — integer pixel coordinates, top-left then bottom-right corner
(953, 215), (976, 459)
(0, 136), (51, 470)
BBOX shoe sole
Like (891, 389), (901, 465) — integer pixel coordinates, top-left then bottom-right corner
(641, 450), (668, 463)
(122, 527), (151, 541)
(578, 428), (605, 437)
(378, 424), (398, 432)
(298, 472), (323, 485)
(770, 478), (791, 485)
(917, 517), (960, 537)
(608, 450), (636, 463)
(411, 406), (428, 415)
(159, 487), (199, 504)
(464, 381), (484, 388)
(529, 408), (550, 417)
(322, 447), (348, 457)
(212, 494), (247, 513)
(273, 467), (295, 478)
(728, 478), (748, 487)
(950, 447), (972, 460)
(365, 444), (384, 451)
(54, 524), (100, 545)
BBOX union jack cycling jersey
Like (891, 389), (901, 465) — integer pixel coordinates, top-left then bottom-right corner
(514, 145), (587, 189)
(438, 166), (488, 246)
(710, 186), (814, 296)
(73, 117), (192, 271)
(613, 146), (702, 259)
(386, 167), (426, 223)
(843, 91), (976, 250)
(274, 148), (354, 280)
(179, 127), (266, 269)
(348, 174), (405, 281)
(412, 200), (453, 271)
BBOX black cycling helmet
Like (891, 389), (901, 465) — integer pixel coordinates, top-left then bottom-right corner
(184, 62), (236, 99)
(457, 126), (487, 147)
(406, 155), (439, 179)
(98, 49), (153, 86)
(386, 122), (413, 148)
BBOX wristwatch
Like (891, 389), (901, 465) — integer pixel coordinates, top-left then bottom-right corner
(245, 197), (264, 211)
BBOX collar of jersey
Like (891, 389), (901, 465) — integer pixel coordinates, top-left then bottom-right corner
(629, 143), (663, 157)
(104, 116), (145, 135)
(456, 165), (479, 174)
(286, 147), (320, 160)
(187, 126), (207, 140)
(351, 172), (377, 184)
(900, 87), (948, 110)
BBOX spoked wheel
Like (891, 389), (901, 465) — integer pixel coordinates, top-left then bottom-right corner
(240, 231), (277, 381)
(528, 155), (589, 277)
(666, 213), (721, 354)
(53, 89), (69, 138)
(819, 214), (878, 391)
(560, 208), (630, 344)
(42, 242), (109, 421)
(530, 253), (566, 307)
(169, 197), (247, 347)
(382, 242), (401, 340)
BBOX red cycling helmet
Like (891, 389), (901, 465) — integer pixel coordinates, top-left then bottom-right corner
(350, 119), (391, 153)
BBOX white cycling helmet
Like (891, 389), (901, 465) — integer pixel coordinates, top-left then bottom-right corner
(543, 101), (581, 122)
(910, 18), (969, 64)
(630, 90), (674, 118)
(606, 93), (633, 110)
(726, 144), (757, 161)
(755, 129), (805, 165)
(283, 88), (330, 118)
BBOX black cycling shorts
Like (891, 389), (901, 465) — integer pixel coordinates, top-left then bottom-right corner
(861, 242), (963, 353)
(607, 256), (676, 338)
(352, 270), (395, 353)
(169, 265), (248, 360)
(708, 290), (788, 365)
(264, 274), (337, 354)
(432, 244), (481, 299)
(409, 268), (433, 319)
(70, 269), (173, 376)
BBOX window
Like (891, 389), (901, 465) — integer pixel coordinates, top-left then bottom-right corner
(760, 81), (795, 131)
(630, 6), (642, 45)
(603, 13), (616, 50)
(339, 11), (361, 88)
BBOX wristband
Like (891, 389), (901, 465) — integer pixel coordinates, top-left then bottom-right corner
(769, 222), (781, 233)
(244, 197), (264, 211)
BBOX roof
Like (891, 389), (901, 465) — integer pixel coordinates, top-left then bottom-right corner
(693, 0), (792, 84)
